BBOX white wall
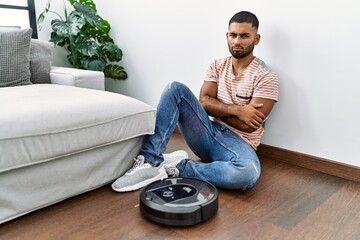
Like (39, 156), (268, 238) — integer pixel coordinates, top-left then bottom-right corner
(35, 0), (360, 167)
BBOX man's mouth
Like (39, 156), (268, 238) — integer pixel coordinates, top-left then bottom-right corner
(232, 47), (243, 51)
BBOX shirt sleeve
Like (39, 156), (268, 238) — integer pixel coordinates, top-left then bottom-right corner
(253, 71), (279, 102)
(204, 61), (218, 83)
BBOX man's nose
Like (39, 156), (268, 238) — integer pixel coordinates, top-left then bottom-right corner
(234, 36), (242, 45)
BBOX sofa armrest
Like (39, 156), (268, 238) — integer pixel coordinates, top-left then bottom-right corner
(50, 67), (105, 91)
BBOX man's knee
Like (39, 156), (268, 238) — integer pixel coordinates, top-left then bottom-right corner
(242, 161), (261, 190)
(168, 81), (191, 92)
(231, 160), (261, 190)
(168, 81), (182, 89)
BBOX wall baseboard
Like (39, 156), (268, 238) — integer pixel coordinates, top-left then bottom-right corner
(257, 144), (360, 182)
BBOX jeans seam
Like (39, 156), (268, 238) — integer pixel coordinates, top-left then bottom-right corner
(156, 105), (179, 157)
(181, 96), (239, 159)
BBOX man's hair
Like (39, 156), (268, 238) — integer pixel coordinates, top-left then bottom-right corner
(229, 11), (259, 30)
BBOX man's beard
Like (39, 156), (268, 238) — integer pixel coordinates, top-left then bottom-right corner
(228, 43), (255, 59)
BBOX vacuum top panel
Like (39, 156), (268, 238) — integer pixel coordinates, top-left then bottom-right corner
(140, 177), (218, 226)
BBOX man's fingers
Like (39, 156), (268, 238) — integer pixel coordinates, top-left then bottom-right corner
(247, 117), (263, 128)
(256, 111), (266, 120)
(249, 103), (265, 119)
(249, 121), (261, 129)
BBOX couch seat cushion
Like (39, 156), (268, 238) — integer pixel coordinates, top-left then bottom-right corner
(0, 84), (156, 172)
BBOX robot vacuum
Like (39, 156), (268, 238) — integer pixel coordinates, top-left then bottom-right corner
(139, 177), (218, 226)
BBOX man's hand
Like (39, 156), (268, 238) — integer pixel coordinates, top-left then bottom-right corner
(234, 102), (265, 129)
(220, 103), (265, 132)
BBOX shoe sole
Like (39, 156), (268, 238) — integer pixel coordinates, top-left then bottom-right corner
(111, 169), (168, 192)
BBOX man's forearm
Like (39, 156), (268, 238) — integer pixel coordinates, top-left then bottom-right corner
(200, 95), (235, 118)
(220, 116), (257, 133)
(201, 96), (258, 132)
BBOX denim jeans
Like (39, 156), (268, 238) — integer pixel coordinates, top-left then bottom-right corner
(139, 81), (261, 190)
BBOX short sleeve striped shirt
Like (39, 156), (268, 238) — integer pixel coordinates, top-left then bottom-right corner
(204, 56), (279, 149)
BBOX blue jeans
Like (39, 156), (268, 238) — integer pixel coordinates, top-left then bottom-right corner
(139, 81), (261, 190)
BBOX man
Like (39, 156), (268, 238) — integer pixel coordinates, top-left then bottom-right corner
(112, 11), (279, 192)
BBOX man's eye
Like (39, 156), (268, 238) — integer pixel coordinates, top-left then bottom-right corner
(230, 33), (237, 38)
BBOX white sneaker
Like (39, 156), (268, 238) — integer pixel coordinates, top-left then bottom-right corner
(164, 161), (180, 177)
(112, 155), (167, 192)
(163, 150), (188, 177)
(163, 150), (188, 164)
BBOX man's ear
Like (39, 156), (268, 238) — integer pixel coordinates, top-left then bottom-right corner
(255, 34), (261, 45)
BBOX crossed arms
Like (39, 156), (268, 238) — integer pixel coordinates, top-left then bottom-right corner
(199, 81), (275, 133)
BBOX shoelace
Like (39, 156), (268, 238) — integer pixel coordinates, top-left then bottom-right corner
(127, 156), (149, 174)
(164, 164), (178, 177)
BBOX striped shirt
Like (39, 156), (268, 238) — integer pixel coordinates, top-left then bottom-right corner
(204, 56), (279, 149)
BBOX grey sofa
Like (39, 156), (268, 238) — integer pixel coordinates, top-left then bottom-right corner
(0, 28), (156, 223)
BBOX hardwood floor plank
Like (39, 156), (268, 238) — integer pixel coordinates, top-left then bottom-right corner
(286, 181), (360, 240)
(269, 173), (346, 230)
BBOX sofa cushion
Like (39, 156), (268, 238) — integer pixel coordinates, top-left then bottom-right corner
(30, 39), (54, 84)
(0, 28), (32, 87)
(0, 84), (156, 172)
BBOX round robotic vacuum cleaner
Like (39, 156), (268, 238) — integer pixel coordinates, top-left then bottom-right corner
(139, 177), (218, 226)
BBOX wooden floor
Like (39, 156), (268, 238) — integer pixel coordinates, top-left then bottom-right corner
(1, 133), (359, 240)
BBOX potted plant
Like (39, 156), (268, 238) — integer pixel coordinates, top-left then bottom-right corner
(38, 0), (127, 80)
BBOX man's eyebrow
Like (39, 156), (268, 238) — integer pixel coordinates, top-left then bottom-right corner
(229, 31), (250, 36)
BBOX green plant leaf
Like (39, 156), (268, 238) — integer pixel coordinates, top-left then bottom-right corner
(96, 34), (114, 44)
(102, 42), (123, 62)
(99, 19), (110, 34)
(73, 2), (102, 28)
(79, 0), (97, 10)
(50, 31), (66, 46)
(83, 58), (106, 71)
(104, 65), (128, 80)
(67, 11), (86, 33)
(51, 19), (71, 36)
(75, 36), (99, 56)
(51, 12), (85, 36)
(37, 0), (52, 30)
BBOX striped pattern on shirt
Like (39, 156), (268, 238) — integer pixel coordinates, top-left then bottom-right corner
(204, 56), (279, 149)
